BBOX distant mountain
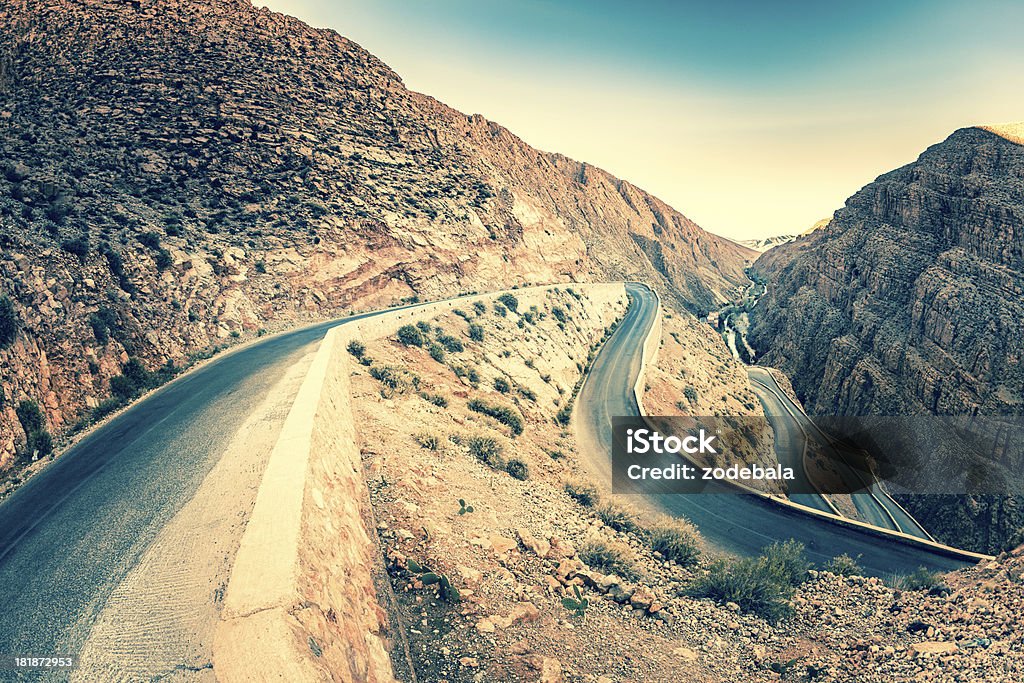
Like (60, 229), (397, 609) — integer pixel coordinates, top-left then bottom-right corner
(0, 0), (753, 468)
(739, 234), (798, 252)
(748, 125), (1024, 553)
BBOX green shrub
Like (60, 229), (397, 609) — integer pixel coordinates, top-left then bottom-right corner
(396, 324), (424, 347)
(428, 343), (445, 362)
(418, 391), (449, 408)
(686, 540), (809, 623)
(555, 404), (573, 426)
(518, 386), (537, 402)
(138, 231), (162, 250)
(889, 567), (942, 591)
(683, 386), (699, 404)
(579, 540), (638, 580)
(472, 301), (486, 316)
(346, 339), (366, 358)
(565, 482), (599, 508)
(646, 518), (701, 567)
(497, 293), (519, 312)
(61, 236), (90, 261)
(437, 333), (464, 353)
(0, 296), (18, 348)
(596, 502), (640, 534)
(822, 553), (862, 577)
(415, 321), (432, 333)
(467, 323), (484, 342)
(467, 435), (504, 469)
(467, 398), (523, 436)
(759, 540), (811, 587)
(493, 302), (507, 317)
(505, 458), (529, 480)
(551, 306), (568, 323)
(16, 400), (53, 460)
(415, 433), (441, 451)
(369, 365), (416, 396)
(493, 377), (510, 393)
(15, 400), (45, 435)
(154, 248), (173, 271)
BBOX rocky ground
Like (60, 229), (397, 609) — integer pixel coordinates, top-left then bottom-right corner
(345, 289), (1020, 682)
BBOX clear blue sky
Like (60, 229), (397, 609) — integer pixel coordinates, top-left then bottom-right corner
(260, 0), (1024, 240)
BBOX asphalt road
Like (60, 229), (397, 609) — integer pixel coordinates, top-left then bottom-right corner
(577, 283), (976, 576)
(0, 304), (420, 678)
(749, 367), (932, 541)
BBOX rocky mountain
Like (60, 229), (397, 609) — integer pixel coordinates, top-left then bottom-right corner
(738, 234), (798, 252)
(0, 0), (753, 470)
(748, 125), (1024, 553)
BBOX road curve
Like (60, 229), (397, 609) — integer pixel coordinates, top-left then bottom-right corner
(0, 303), (425, 675)
(749, 367), (933, 541)
(577, 283), (977, 576)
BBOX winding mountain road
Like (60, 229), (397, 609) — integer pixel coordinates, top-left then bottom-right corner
(577, 283), (979, 576)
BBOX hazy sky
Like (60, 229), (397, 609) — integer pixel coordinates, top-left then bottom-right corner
(259, 0), (1024, 240)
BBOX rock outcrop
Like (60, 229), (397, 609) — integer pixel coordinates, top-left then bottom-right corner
(748, 126), (1024, 552)
(0, 0), (753, 470)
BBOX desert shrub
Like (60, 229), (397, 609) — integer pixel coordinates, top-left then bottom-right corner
(396, 324), (424, 347)
(452, 308), (469, 320)
(428, 343), (445, 362)
(467, 399), (523, 436)
(466, 368), (480, 385)
(555, 404), (573, 426)
(418, 391), (448, 408)
(92, 398), (122, 421)
(254, 260), (266, 273)
(889, 567), (942, 591)
(16, 400), (53, 460)
(467, 435), (504, 469)
(823, 553), (862, 577)
(61, 236), (90, 261)
(521, 311), (536, 324)
(505, 458), (529, 480)
(493, 377), (510, 393)
(497, 293), (519, 312)
(646, 517), (701, 567)
(369, 365), (416, 396)
(415, 321), (432, 333)
(437, 333), (464, 353)
(0, 296), (19, 348)
(551, 306), (568, 323)
(686, 540), (809, 623)
(467, 323), (484, 342)
(517, 386), (537, 402)
(415, 433), (441, 451)
(579, 540), (638, 580)
(493, 302), (507, 317)
(472, 301), (486, 316)
(759, 540), (811, 587)
(687, 558), (794, 623)
(346, 339), (366, 358)
(15, 400), (45, 435)
(154, 248), (173, 271)
(683, 386), (699, 403)
(565, 482), (599, 508)
(596, 502), (640, 534)
(138, 231), (162, 250)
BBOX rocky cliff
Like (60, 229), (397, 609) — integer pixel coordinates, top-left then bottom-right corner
(749, 126), (1024, 553)
(0, 0), (753, 470)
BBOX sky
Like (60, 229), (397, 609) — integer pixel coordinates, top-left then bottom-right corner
(259, 0), (1024, 241)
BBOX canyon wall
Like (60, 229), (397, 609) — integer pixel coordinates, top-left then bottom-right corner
(749, 126), (1024, 553)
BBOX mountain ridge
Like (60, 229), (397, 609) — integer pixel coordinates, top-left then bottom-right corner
(0, 0), (753, 469)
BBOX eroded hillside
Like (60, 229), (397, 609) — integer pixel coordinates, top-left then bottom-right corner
(748, 126), (1024, 553)
(0, 0), (753, 469)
